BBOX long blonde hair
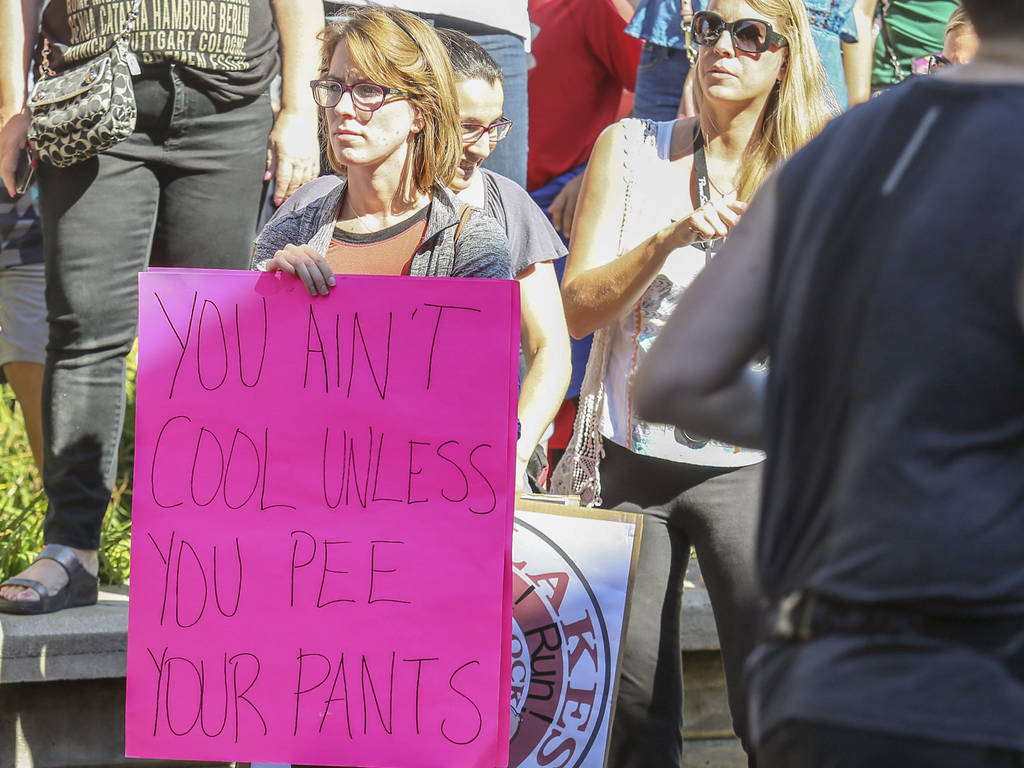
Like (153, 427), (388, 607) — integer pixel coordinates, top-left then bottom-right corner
(693, 0), (835, 200)
(318, 7), (462, 192)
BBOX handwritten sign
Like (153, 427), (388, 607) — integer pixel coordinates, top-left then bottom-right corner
(510, 501), (641, 768)
(125, 269), (519, 768)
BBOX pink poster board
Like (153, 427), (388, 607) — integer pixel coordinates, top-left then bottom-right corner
(126, 269), (518, 768)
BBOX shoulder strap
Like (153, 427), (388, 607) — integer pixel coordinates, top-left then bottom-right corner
(116, 0), (144, 42)
(692, 121), (710, 208)
(878, 1), (906, 81)
(453, 203), (473, 244)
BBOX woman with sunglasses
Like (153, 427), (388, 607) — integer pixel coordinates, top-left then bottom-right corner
(251, 6), (510, 287)
(553, 1), (831, 765)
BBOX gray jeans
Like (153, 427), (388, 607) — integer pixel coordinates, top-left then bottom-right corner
(37, 66), (272, 549)
(599, 438), (761, 768)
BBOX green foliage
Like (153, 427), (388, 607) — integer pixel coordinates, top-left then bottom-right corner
(0, 388), (45, 582)
(0, 352), (137, 585)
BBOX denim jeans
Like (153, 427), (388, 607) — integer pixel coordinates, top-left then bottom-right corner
(599, 438), (761, 768)
(529, 167), (591, 399)
(632, 42), (692, 122)
(37, 65), (272, 550)
(473, 32), (528, 188)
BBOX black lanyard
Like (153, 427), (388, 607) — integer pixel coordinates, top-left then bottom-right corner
(691, 123), (719, 263)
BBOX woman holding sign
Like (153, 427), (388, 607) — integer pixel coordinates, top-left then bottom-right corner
(250, 6), (511, 285)
(552, 1), (833, 765)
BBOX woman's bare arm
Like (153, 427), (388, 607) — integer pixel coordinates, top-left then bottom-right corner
(561, 120), (744, 339)
(516, 261), (571, 489)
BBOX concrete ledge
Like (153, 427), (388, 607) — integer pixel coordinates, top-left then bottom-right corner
(0, 564), (741, 768)
(683, 738), (747, 768)
(0, 587), (128, 685)
(0, 676), (228, 768)
(0, 567), (719, 682)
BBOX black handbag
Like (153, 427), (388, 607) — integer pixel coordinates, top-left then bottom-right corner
(27, 0), (142, 168)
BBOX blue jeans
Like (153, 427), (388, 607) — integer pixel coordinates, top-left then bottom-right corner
(37, 65), (272, 549)
(632, 42), (692, 122)
(473, 32), (528, 188)
(529, 167), (591, 399)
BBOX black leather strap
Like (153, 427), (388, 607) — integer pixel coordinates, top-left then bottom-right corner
(1, 577), (54, 597)
(38, 543), (88, 580)
(691, 122), (718, 262)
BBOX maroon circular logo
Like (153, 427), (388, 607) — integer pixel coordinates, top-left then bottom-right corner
(509, 519), (613, 768)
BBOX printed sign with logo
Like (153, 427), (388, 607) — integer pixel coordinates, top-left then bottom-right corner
(510, 500), (642, 768)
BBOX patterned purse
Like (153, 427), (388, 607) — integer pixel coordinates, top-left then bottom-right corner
(27, 0), (142, 168)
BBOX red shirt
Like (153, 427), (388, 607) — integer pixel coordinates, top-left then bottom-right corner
(527, 0), (642, 191)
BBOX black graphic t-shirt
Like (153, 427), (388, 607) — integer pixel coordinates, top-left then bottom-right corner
(63, 0), (279, 102)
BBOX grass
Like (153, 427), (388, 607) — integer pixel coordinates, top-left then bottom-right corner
(0, 351), (136, 585)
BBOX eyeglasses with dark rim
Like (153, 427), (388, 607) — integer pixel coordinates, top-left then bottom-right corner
(310, 78), (411, 112)
(688, 11), (789, 54)
(460, 118), (514, 145)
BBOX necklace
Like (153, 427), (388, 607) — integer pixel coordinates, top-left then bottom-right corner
(342, 193), (378, 234)
(705, 168), (736, 197)
(701, 130), (738, 198)
(342, 190), (430, 234)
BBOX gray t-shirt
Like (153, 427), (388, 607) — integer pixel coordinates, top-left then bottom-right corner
(479, 169), (567, 277)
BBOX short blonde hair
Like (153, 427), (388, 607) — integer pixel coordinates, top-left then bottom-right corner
(318, 7), (462, 192)
(693, 0), (835, 200)
(946, 6), (972, 36)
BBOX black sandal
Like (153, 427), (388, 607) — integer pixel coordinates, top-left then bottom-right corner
(0, 544), (99, 615)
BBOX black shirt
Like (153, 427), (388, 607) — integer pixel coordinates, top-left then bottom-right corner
(63, 0), (279, 102)
(751, 76), (1024, 749)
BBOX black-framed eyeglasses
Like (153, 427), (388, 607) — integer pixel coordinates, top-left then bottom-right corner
(689, 11), (789, 54)
(460, 118), (513, 145)
(310, 78), (411, 112)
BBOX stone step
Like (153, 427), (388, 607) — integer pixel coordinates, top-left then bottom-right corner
(0, 586), (129, 685)
(0, 560), (721, 684)
(1, 562), (743, 768)
(683, 738), (748, 768)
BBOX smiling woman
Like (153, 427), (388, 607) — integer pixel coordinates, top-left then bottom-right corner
(437, 28), (571, 492)
(250, 6), (511, 286)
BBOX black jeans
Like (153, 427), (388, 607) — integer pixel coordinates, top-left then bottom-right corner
(760, 721), (1024, 768)
(599, 438), (761, 768)
(37, 65), (272, 549)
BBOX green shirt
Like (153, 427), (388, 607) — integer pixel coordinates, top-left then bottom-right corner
(871, 0), (959, 87)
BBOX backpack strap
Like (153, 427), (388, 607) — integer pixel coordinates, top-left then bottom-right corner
(454, 203), (473, 244)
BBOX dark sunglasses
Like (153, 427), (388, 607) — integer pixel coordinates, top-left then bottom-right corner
(689, 11), (789, 54)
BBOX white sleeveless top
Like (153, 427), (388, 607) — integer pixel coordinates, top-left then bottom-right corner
(598, 118), (764, 468)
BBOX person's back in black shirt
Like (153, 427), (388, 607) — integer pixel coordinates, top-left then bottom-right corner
(750, 75), (1024, 751)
